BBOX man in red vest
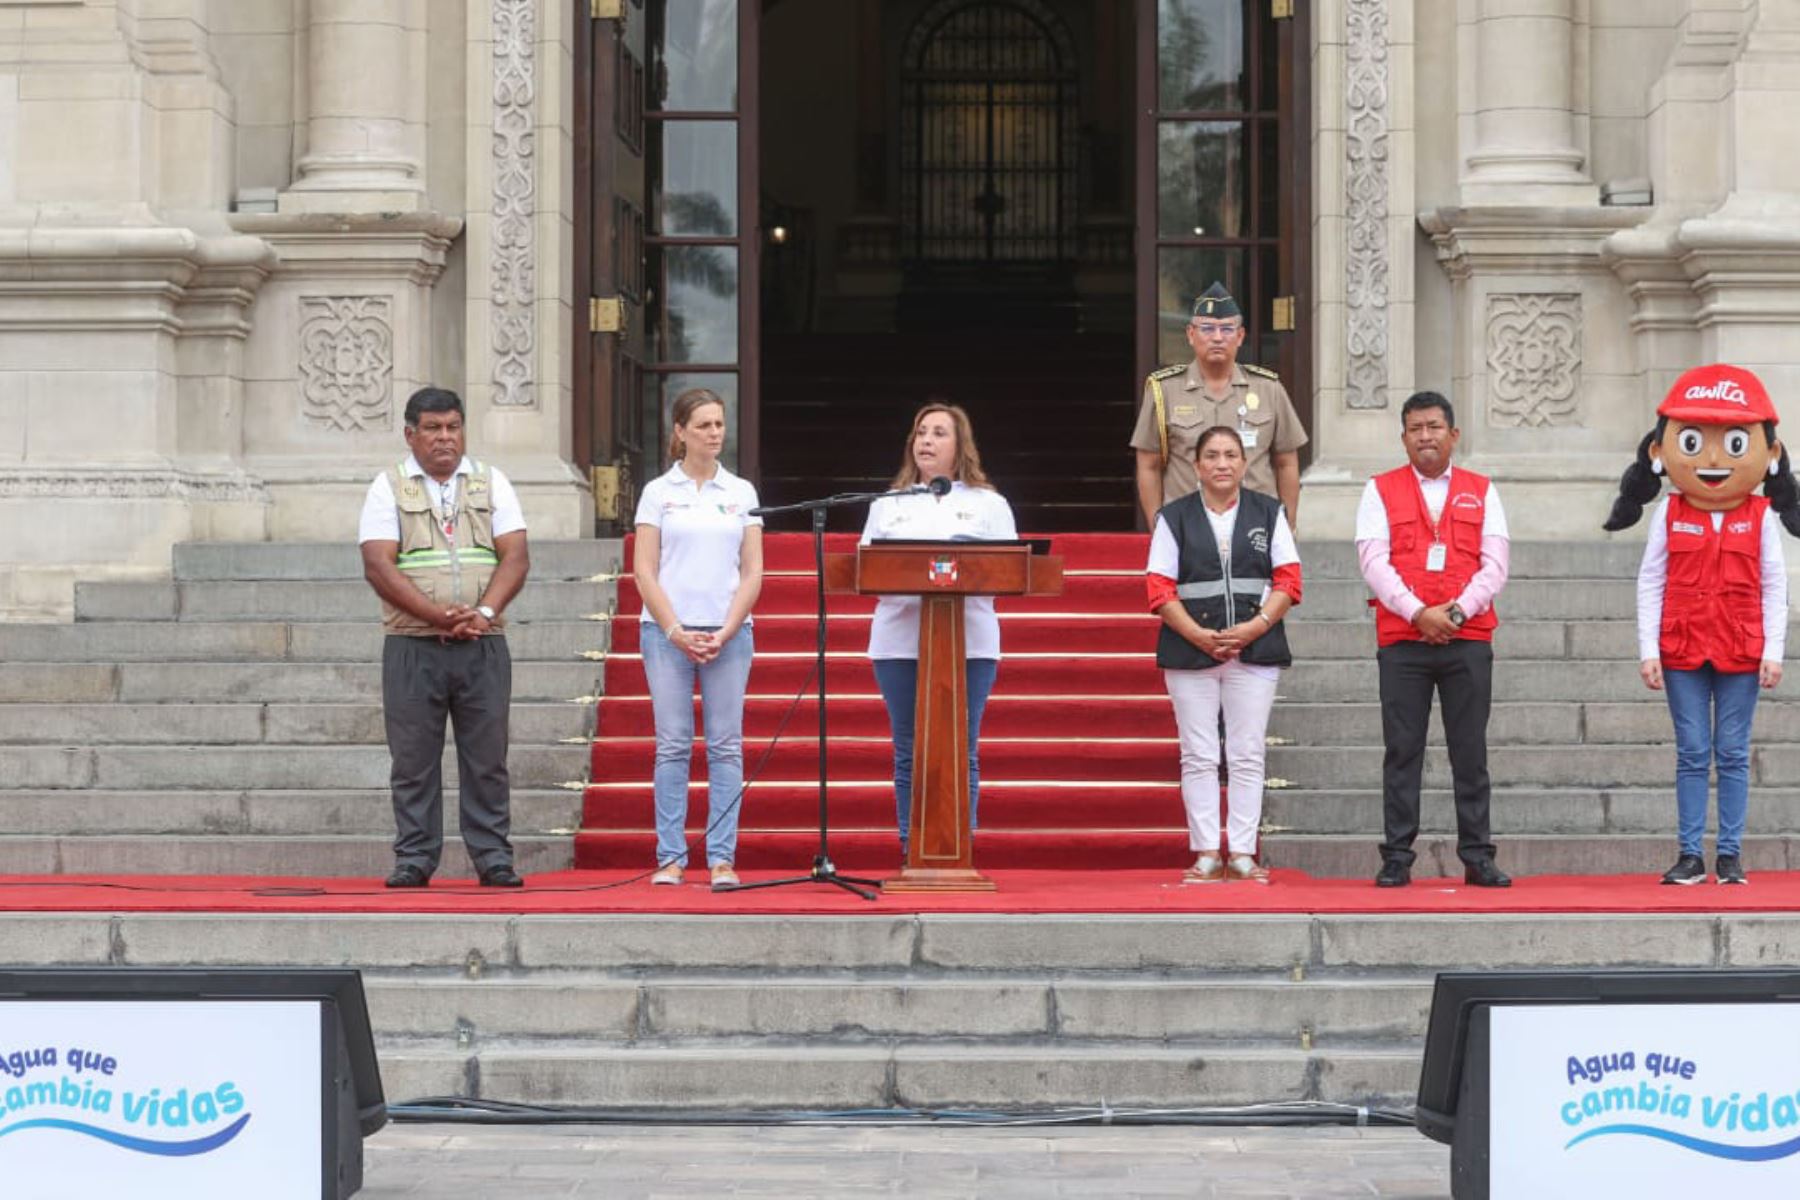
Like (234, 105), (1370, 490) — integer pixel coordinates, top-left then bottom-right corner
(1355, 392), (1512, 888)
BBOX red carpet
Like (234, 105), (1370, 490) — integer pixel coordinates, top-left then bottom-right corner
(3, 870), (1799, 914)
(578, 533), (1192, 870)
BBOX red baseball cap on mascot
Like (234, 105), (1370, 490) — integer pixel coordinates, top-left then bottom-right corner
(1657, 363), (1777, 424)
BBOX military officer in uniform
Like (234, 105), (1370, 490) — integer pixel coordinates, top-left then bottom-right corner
(1130, 282), (1309, 529)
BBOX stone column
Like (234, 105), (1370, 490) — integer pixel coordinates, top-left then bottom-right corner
(1461, 0), (1597, 205)
(281, 0), (428, 213)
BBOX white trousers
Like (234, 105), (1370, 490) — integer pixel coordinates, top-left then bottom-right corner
(1164, 660), (1281, 856)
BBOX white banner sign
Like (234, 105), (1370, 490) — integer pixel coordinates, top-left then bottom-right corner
(0, 1000), (323, 1199)
(1492, 1003), (1800, 1199)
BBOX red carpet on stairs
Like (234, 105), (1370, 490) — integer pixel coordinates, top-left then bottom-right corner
(577, 533), (1187, 872)
(7, 870), (1800, 915)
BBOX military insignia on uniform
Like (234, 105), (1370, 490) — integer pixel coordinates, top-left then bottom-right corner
(928, 557), (958, 587)
(1245, 392), (1260, 411)
(1149, 364), (1186, 381)
(1243, 363), (1278, 379)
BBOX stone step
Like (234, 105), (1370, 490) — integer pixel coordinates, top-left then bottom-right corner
(0, 701), (593, 745)
(0, 743), (588, 791)
(1263, 788), (1800, 836)
(374, 1040), (1422, 1109)
(361, 973), (1434, 1043)
(0, 789), (583, 836)
(170, 540), (622, 582)
(74, 579), (609, 623)
(1261, 833), (1800, 879)
(1264, 743), (1797, 789)
(0, 622), (608, 665)
(0, 911), (1758, 976)
(0, 834), (574, 878)
(91, 661), (601, 703)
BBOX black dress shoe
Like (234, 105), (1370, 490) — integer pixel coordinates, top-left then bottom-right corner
(385, 863), (431, 889)
(478, 864), (525, 888)
(1463, 859), (1512, 888)
(1374, 860), (1411, 888)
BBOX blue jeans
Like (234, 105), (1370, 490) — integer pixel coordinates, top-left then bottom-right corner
(1664, 664), (1760, 857)
(872, 657), (997, 846)
(640, 623), (754, 867)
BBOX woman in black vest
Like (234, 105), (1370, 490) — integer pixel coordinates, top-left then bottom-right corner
(1146, 426), (1303, 882)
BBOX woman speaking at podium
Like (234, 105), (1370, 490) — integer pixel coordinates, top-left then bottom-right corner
(861, 402), (1017, 857)
(1147, 425), (1302, 883)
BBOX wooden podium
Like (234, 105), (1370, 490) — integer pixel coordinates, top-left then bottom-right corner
(825, 541), (1064, 891)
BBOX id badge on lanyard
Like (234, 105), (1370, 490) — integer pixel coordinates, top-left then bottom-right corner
(1425, 541), (1447, 572)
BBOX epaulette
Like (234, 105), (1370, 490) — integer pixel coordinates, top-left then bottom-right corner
(1243, 363), (1279, 380)
(1148, 363), (1186, 381)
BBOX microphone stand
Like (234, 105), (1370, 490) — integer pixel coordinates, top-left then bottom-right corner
(730, 482), (939, 900)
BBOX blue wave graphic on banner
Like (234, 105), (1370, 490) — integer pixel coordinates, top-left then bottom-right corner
(1566, 1123), (1800, 1161)
(0, 1112), (249, 1156)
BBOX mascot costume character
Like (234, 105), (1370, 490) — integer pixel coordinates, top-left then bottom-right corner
(1605, 364), (1800, 885)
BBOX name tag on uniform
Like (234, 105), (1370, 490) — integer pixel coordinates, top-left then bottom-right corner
(1425, 542), (1447, 572)
(1238, 427), (1259, 449)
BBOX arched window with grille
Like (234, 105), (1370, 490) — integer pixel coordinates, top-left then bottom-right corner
(899, 0), (1079, 266)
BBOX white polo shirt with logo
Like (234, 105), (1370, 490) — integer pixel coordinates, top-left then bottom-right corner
(633, 461), (762, 628)
(859, 481), (1017, 660)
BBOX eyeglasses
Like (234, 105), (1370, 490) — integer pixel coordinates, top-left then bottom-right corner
(1190, 322), (1241, 339)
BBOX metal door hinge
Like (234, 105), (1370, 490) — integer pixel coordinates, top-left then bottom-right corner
(592, 0), (624, 19)
(1271, 295), (1296, 332)
(1272, 0), (1294, 19)
(592, 463), (622, 520)
(590, 296), (625, 334)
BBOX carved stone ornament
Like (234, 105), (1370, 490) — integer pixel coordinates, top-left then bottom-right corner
(492, 0), (537, 408)
(1345, 0), (1390, 410)
(0, 470), (267, 503)
(1486, 293), (1582, 428)
(297, 295), (395, 431)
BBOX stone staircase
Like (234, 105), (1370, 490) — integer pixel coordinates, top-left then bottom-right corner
(0, 541), (619, 877)
(2, 534), (1796, 1110)
(7, 908), (1797, 1109)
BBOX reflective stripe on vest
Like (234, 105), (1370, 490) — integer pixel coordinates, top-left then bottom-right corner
(396, 547), (501, 571)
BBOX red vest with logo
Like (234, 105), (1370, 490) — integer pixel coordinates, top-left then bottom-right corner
(1660, 493), (1767, 672)
(1372, 466), (1499, 648)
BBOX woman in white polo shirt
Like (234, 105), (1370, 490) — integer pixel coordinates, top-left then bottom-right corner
(861, 401), (1017, 855)
(632, 389), (763, 890)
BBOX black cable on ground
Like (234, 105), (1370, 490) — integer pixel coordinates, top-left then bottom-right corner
(386, 1097), (1416, 1128)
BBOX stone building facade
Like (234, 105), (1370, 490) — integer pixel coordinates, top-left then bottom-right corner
(0, 0), (1794, 614)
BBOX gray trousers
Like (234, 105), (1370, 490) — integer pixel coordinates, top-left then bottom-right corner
(383, 633), (514, 873)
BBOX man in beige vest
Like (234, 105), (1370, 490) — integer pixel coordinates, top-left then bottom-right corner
(359, 386), (531, 888)
(1130, 282), (1308, 529)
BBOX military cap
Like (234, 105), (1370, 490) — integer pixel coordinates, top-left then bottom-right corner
(1191, 282), (1241, 320)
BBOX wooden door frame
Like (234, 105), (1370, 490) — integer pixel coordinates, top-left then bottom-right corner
(1133, 0), (1312, 445)
(573, 1), (763, 509)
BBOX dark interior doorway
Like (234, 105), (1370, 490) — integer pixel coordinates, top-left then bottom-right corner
(756, 0), (1137, 531)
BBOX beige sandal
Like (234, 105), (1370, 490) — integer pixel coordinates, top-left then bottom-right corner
(1183, 853), (1226, 883)
(1227, 854), (1270, 883)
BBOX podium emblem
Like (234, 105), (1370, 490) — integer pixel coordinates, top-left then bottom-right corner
(928, 557), (958, 587)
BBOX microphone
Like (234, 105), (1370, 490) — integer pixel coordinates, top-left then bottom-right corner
(928, 475), (952, 497)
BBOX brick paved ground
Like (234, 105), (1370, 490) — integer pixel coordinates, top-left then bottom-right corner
(360, 1122), (1451, 1198)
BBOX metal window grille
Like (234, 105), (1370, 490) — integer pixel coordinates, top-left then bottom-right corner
(900, 1), (1078, 265)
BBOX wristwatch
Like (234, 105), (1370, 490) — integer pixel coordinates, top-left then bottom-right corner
(475, 604), (497, 623)
(1446, 603), (1467, 628)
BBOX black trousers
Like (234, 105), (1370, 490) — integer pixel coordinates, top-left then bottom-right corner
(1376, 638), (1495, 867)
(383, 634), (515, 873)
